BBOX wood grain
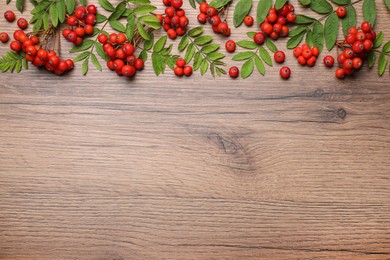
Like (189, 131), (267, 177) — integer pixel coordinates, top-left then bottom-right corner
(1, 1), (390, 259)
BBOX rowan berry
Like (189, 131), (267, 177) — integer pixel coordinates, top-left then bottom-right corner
(10, 40), (21, 51)
(66, 31), (77, 43)
(85, 14), (96, 25)
(171, 15), (180, 26)
(253, 32), (265, 45)
(343, 59), (353, 70)
(337, 53), (346, 65)
(279, 66), (291, 79)
(74, 27), (85, 37)
(176, 57), (186, 68)
(293, 46), (302, 57)
(323, 55), (335, 67)
(307, 56), (317, 67)
(348, 26), (358, 35)
(199, 2), (208, 14)
(122, 65), (136, 77)
(217, 22), (228, 34)
(183, 65), (192, 76)
(17, 18), (28, 29)
(335, 68), (345, 79)
(280, 26), (289, 37)
(210, 15), (221, 26)
(85, 25), (94, 35)
(176, 9), (185, 17)
(165, 7), (175, 18)
(363, 39), (373, 51)
(267, 12), (278, 23)
(197, 13), (207, 24)
(156, 14), (163, 24)
(361, 22), (371, 33)
(176, 27), (185, 36)
(244, 16), (254, 26)
(297, 55), (306, 65)
(343, 48), (354, 59)
(301, 44), (310, 50)
(225, 40), (236, 53)
(65, 59), (74, 70)
(4, 10), (16, 22)
(167, 28), (177, 39)
(352, 41), (364, 53)
(206, 7), (217, 17)
(174, 66), (184, 76)
(278, 5), (290, 16)
(336, 6), (347, 18)
(0, 32), (9, 43)
(113, 59), (124, 70)
(116, 33), (126, 44)
(75, 37), (83, 45)
(229, 66), (239, 78)
(345, 34), (356, 44)
(356, 31), (366, 42)
(116, 49), (126, 60)
(274, 51), (285, 63)
(87, 4), (97, 14)
(352, 57), (363, 70)
(171, 0), (183, 9)
(25, 45), (37, 56)
(261, 22), (273, 35)
(75, 6), (86, 19)
(286, 12), (296, 22)
(109, 33), (117, 43)
(273, 23), (282, 34)
(162, 0), (171, 6)
(135, 59), (144, 70)
(13, 30), (23, 40)
(302, 49), (312, 59)
(107, 60), (115, 70)
(58, 61), (68, 72)
(311, 47), (319, 57)
(179, 16), (189, 27)
(277, 16), (287, 26)
(123, 43), (135, 56)
(48, 55), (60, 68)
(67, 16), (78, 26)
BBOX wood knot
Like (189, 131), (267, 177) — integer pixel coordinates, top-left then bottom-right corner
(313, 88), (325, 98)
(337, 108), (347, 119)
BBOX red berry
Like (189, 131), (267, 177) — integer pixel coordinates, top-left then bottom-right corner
(174, 66), (184, 77)
(48, 55), (60, 68)
(167, 28), (177, 39)
(162, 0), (171, 6)
(343, 48), (354, 59)
(75, 6), (87, 19)
(98, 34), (108, 44)
(62, 28), (71, 38)
(183, 65), (192, 76)
(217, 22), (229, 34)
(301, 43), (310, 50)
(302, 48), (312, 59)
(297, 55), (306, 65)
(223, 28), (231, 37)
(244, 16), (254, 26)
(311, 47), (319, 57)
(229, 66), (239, 78)
(116, 33), (126, 44)
(74, 27), (85, 37)
(67, 16), (78, 26)
(361, 22), (371, 33)
(363, 39), (373, 51)
(85, 14), (96, 25)
(348, 26), (358, 35)
(323, 55), (335, 67)
(176, 9), (185, 17)
(335, 68), (345, 79)
(37, 49), (48, 61)
(58, 61), (68, 72)
(279, 66), (291, 79)
(356, 31), (366, 42)
(135, 59), (144, 70)
(261, 22), (273, 35)
(274, 50), (285, 63)
(65, 59), (74, 70)
(179, 16), (189, 27)
(122, 65), (136, 77)
(336, 6), (347, 18)
(206, 7), (217, 17)
(352, 41), (364, 53)
(10, 40), (21, 52)
(126, 55), (136, 66)
(156, 14), (163, 24)
(306, 56), (317, 67)
(74, 37), (83, 45)
(267, 12), (278, 23)
(0, 32), (9, 43)
(270, 31), (279, 40)
(352, 57), (363, 70)
(25, 45), (37, 56)
(209, 15), (221, 26)
(278, 4), (290, 16)
(343, 59), (353, 70)
(286, 12), (296, 23)
(293, 46), (302, 57)
(66, 31), (77, 43)
(176, 57), (186, 68)
(171, 0), (183, 9)
(87, 4), (97, 14)
(107, 60), (115, 70)
(17, 18), (28, 29)
(171, 15), (180, 26)
(253, 32), (265, 45)
(337, 53), (346, 66)
(345, 34), (356, 44)
(225, 40), (236, 53)
(4, 10), (16, 22)
(273, 23), (282, 34)
(280, 26), (289, 37)
(113, 59), (124, 70)
(176, 27), (185, 36)
(13, 30), (24, 41)
(123, 43), (135, 56)
(276, 16), (287, 26)
(199, 2), (208, 14)
(116, 49), (126, 60)
(165, 7), (175, 18)
(197, 13), (207, 24)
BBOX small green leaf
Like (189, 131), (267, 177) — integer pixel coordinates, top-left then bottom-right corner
(141, 15), (161, 23)
(189, 0), (196, 8)
(95, 42), (109, 61)
(16, 0), (24, 13)
(305, 29), (313, 47)
(126, 14), (135, 41)
(309, 0), (333, 14)
(96, 14), (107, 23)
(178, 35), (189, 51)
(139, 50), (148, 61)
(201, 44), (220, 54)
(368, 51), (376, 68)
(341, 5), (356, 36)
(43, 12), (49, 30)
(287, 31), (305, 48)
(108, 2), (126, 20)
(57, 0), (66, 23)
(275, 0), (288, 9)
(312, 21), (324, 52)
(209, 0), (231, 9)
(241, 58), (254, 78)
(188, 26), (203, 37)
(98, 0), (115, 11)
(129, 0), (151, 4)
(33, 18), (43, 31)
(66, 0), (75, 14)
(324, 12), (338, 50)
(294, 14), (315, 24)
(82, 58), (89, 75)
(256, 0), (272, 25)
(247, 32), (256, 38)
(383, 41), (390, 53)
(373, 32), (384, 49)
(193, 52), (202, 71)
(144, 34), (154, 50)
(299, 0), (311, 6)
(265, 38), (277, 53)
(151, 53), (162, 76)
(378, 51), (388, 76)
(110, 20), (126, 32)
(233, 0), (253, 27)
(385, 0), (390, 10)
(185, 43), (196, 63)
(236, 40), (258, 49)
(137, 21), (150, 40)
(331, 0), (350, 4)
(289, 26), (308, 37)
(90, 53), (102, 71)
(194, 35), (213, 46)
(154, 35), (167, 52)
(73, 52), (91, 62)
(133, 5), (157, 14)
(232, 51), (254, 61)
(207, 52), (225, 61)
(200, 59), (208, 75)
(50, 3), (59, 27)
(254, 55), (265, 75)
(362, 0), (376, 26)
(259, 46), (272, 66)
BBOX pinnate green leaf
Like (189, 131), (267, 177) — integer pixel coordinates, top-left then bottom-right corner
(236, 40), (258, 49)
(362, 0), (376, 26)
(232, 51), (254, 61)
(256, 0), (272, 25)
(378, 51), (388, 76)
(324, 12), (338, 50)
(233, 0), (252, 27)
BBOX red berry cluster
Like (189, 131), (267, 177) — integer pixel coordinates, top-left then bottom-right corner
(62, 5), (97, 45)
(173, 57), (192, 77)
(197, 2), (231, 37)
(98, 33), (144, 77)
(293, 44), (320, 67)
(260, 3), (296, 40)
(156, 0), (188, 39)
(333, 22), (376, 79)
(10, 30), (73, 75)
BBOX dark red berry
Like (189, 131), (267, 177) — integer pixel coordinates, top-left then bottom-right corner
(17, 18), (28, 29)
(229, 66), (239, 78)
(279, 66), (291, 79)
(225, 40), (236, 53)
(274, 51), (285, 63)
(4, 10), (16, 22)
(323, 55), (335, 67)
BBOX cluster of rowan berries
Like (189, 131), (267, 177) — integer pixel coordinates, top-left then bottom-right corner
(97, 33), (144, 77)
(197, 2), (231, 37)
(260, 3), (296, 40)
(156, 0), (189, 39)
(173, 57), (192, 77)
(293, 44), (320, 67)
(325, 22), (376, 79)
(10, 30), (73, 75)
(62, 5), (97, 45)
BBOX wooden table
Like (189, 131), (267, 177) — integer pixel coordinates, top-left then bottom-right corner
(1, 1), (390, 259)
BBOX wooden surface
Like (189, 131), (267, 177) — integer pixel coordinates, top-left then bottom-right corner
(1, 1), (390, 259)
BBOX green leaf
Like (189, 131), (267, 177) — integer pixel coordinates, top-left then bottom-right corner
(0, 51), (25, 73)
(133, 5), (157, 14)
(373, 32), (384, 49)
(32, 1), (50, 14)
(368, 51), (376, 68)
(385, 0), (390, 10)
(309, 0), (333, 14)
(33, 18), (42, 31)
(287, 31), (305, 48)
(139, 50), (148, 61)
(66, 0), (75, 14)
(233, 0), (252, 27)
(80, 0), (86, 6)
(331, 0), (350, 4)
(294, 14), (316, 24)
(383, 41), (390, 53)
(299, 0), (311, 6)
(178, 35), (189, 51)
(98, 0), (115, 11)
(110, 20), (126, 32)
(289, 26), (308, 37)
(265, 38), (278, 53)
(188, 26), (203, 37)
(141, 15), (161, 23)
(193, 52), (202, 71)
(201, 44), (220, 54)
(254, 55), (265, 75)
(108, 2), (126, 20)
(207, 52), (225, 60)
(259, 46), (272, 66)
(96, 14), (107, 24)
(241, 59), (254, 78)
(126, 13), (135, 41)
(232, 51), (254, 61)
(324, 12), (338, 51)
(70, 40), (93, 53)
(209, 0), (231, 9)
(95, 42), (109, 61)
(154, 35), (167, 52)
(305, 29), (313, 46)
(200, 59), (208, 75)
(151, 53), (162, 76)
(312, 21), (324, 52)
(275, 0), (288, 9)
(194, 35), (213, 46)
(341, 5), (356, 36)
(247, 32), (256, 38)
(50, 3), (59, 27)
(143, 34), (154, 50)
(16, 0), (24, 13)
(129, 0), (151, 4)
(189, 0), (196, 8)
(82, 58), (89, 75)
(378, 51), (388, 76)
(237, 40), (258, 49)
(362, 0), (376, 26)
(256, 0), (272, 25)
(90, 53), (102, 71)
(57, 0), (66, 23)
(42, 12), (49, 29)
(73, 52), (91, 62)
(184, 43), (196, 63)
